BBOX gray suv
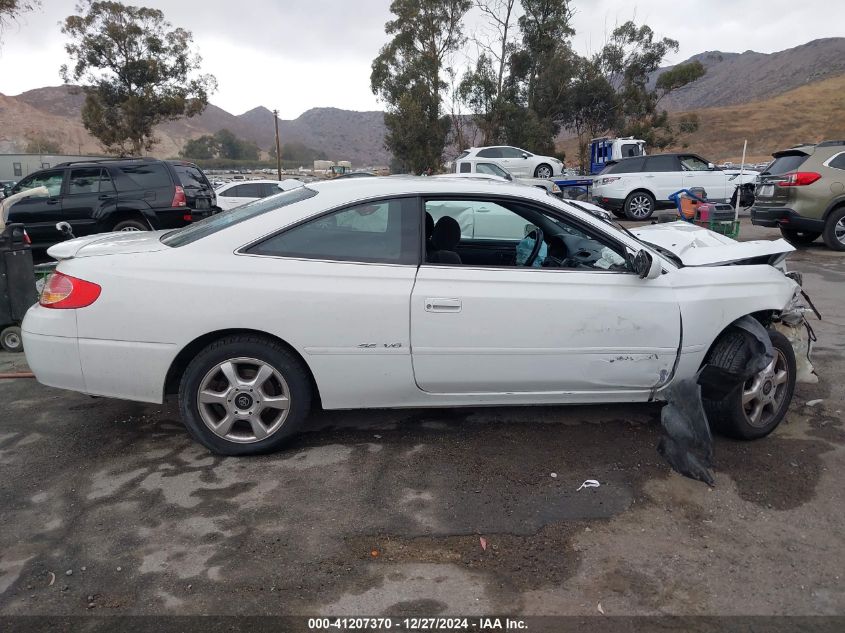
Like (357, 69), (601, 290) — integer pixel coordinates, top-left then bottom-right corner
(751, 140), (845, 250)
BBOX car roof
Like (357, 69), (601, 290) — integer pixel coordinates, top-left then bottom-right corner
(307, 175), (537, 199)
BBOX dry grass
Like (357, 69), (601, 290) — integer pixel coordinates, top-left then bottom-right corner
(558, 74), (845, 165)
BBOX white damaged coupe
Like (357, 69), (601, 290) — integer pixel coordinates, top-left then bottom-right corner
(22, 178), (815, 455)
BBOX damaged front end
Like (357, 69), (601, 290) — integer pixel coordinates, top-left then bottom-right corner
(659, 273), (820, 486)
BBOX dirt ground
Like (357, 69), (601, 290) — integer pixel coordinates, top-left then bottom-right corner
(0, 217), (843, 622)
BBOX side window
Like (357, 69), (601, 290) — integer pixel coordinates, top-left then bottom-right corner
(828, 153), (845, 170)
(224, 184), (244, 197)
(246, 198), (418, 264)
(235, 183), (262, 198)
(99, 169), (116, 193)
(68, 168), (102, 195)
(477, 148), (502, 159)
(260, 183), (281, 197)
(644, 156), (678, 172)
(459, 162), (472, 174)
(16, 170), (63, 197)
(425, 197), (630, 272)
(621, 143), (642, 158)
(680, 155), (710, 171)
(500, 147), (526, 158)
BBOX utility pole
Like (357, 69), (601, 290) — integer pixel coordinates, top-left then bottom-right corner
(273, 109), (282, 180)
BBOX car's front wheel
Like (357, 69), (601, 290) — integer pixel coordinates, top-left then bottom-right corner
(624, 191), (655, 220)
(703, 328), (796, 440)
(178, 335), (312, 455)
(534, 164), (553, 179)
(780, 227), (821, 246)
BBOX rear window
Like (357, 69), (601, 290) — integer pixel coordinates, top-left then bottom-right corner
(620, 143), (643, 158)
(600, 157), (645, 174)
(764, 153), (809, 175)
(116, 163), (172, 190)
(161, 186), (318, 247)
(172, 164), (211, 190)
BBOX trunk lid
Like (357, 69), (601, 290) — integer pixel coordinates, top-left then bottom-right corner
(631, 221), (794, 266)
(47, 230), (170, 260)
(754, 150), (810, 208)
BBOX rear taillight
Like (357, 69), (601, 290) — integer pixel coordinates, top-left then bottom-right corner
(779, 172), (822, 187)
(23, 230), (31, 245)
(40, 272), (101, 309)
(171, 185), (187, 207)
(183, 212), (193, 222)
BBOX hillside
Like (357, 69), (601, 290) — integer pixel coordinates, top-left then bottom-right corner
(654, 37), (845, 111)
(2, 86), (390, 165)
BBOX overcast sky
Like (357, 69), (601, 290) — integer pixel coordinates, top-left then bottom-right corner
(0, 0), (842, 119)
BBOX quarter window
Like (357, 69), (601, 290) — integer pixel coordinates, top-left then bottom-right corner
(458, 162), (472, 174)
(116, 163), (172, 190)
(247, 198), (419, 265)
(828, 153), (845, 170)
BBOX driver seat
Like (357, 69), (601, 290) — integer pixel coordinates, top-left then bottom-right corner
(542, 235), (568, 268)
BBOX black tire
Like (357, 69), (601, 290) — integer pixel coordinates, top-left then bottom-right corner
(534, 163), (553, 179)
(178, 335), (313, 455)
(703, 328), (796, 440)
(0, 326), (23, 353)
(623, 191), (655, 220)
(780, 227), (821, 246)
(822, 207), (845, 251)
(112, 218), (149, 232)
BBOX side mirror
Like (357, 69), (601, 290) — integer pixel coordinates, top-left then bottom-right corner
(708, 162), (715, 170)
(505, 172), (513, 181)
(633, 249), (662, 279)
(522, 153), (529, 159)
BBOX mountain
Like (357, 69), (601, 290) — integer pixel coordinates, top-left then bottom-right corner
(653, 37), (845, 111)
(2, 86), (390, 165)
(2, 38), (844, 166)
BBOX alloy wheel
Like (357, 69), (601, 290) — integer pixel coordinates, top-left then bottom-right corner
(536, 165), (552, 179)
(119, 226), (142, 232)
(628, 195), (653, 219)
(196, 357), (291, 443)
(742, 349), (789, 428)
(835, 217), (845, 245)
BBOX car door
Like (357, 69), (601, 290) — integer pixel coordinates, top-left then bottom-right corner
(642, 155), (683, 202)
(411, 196), (681, 397)
(63, 167), (115, 237)
(5, 169), (66, 247)
(680, 155), (729, 201)
(498, 147), (531, 176)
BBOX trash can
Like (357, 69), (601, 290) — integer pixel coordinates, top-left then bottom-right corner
(0, 223), (38, 353)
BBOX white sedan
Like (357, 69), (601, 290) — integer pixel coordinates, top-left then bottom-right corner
(214, 178), (304, 211)
(457, 146), (564, 179)
(23, 178), (810, 455)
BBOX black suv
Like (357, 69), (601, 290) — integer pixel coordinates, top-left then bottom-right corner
(4, 158), (217, 249)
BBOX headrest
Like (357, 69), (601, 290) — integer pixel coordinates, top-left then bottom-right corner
(431, 216), (461, 250)
(547, 234), (568, 259)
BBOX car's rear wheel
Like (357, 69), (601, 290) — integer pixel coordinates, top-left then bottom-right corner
(703, 328), (796, 440)
(624, 191), (655, 220)
(178, 335), (312, 455)
(0, 326), (23, 353)
(534, 164), (553, 179)
(780, 227), (821, 245)
(112, 218), (149, 232)
(822, 207), (845, 251)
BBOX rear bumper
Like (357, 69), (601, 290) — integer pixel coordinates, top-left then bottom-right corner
(22, 304), (174, 404)
(593, 195), (625, 211)
(750, 207), (825, 231)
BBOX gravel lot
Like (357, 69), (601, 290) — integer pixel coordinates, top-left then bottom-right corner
(1, 218), (843, 620)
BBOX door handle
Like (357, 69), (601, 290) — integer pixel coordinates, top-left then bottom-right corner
(46, 198), (60, 205)
(425, 298), (462, 313)
(98, 194), (115, 200)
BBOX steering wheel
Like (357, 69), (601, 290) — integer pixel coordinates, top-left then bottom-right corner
(523, 227), (545, 267)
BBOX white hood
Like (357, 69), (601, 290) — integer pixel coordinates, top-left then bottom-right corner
(47, 230), (170, 260)
(631, 221), (794, 266)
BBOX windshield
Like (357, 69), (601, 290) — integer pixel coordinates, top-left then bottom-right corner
(161, 186), (318, 247)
